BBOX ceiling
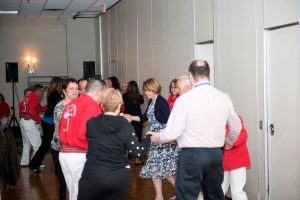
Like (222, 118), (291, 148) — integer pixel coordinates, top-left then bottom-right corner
(0, 0), (120, 19)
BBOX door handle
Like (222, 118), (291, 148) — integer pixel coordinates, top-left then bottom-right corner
(270, 123), (275, 136)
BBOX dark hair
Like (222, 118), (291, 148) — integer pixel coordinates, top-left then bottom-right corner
(23, 88), (32, 96)
(99, 79), (106, 87)
(169, 79), (178, 94)
(62, 78), (78, 91)
(32, 84), (44, 92)
(127, 81), (142, 104)
(78, 78), (88, 84)
(48, 77), (64, 94)
(0, 93), (5, 102)
(189, 60), (210, 79)
(108, 76), (121, 90)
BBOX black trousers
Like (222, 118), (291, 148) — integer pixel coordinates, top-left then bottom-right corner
(78, 167), (130, 200)
(131, 121), (143, 142)
(176, 148), (224, 200)
(52, 149), (67, 200)
(29, 121), (54, 170)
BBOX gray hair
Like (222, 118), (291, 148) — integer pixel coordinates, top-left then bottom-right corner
(86, 79), (106, 93)
(177, 76), (191, 89)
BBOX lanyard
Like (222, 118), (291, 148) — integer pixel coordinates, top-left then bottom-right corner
(194, 82), (210, 88)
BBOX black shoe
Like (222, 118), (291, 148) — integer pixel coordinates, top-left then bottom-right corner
(20, 165), (29, 168)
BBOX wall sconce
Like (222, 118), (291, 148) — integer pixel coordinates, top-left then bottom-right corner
(25, 55), (37, 74)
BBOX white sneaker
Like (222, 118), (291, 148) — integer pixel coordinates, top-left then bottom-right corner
(40, 164), (46, 168)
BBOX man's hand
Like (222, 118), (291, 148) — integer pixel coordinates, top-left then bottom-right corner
(224, 141), (233, 150)
(146, 131), (159, 144)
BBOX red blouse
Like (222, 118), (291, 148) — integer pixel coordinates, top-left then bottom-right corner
(167, 95), (178, 112)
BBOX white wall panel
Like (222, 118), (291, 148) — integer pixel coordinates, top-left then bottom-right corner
(152, 0), (169, 97)
(125, 0), (138, 82)
(137, 0), (153, 89)
(168, 0), (194, 80)
(109, 8), (118, 77)
(264, 0), (299, 29)
(101, 14), (110, 79)
(194, 0), (213, 43)
(116, 1), (127, 83)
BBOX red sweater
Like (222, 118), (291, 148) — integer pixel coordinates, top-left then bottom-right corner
(167, 95), (178, 112)
(0, 102), (10, 117)
(22, 93), (47, 123)
(59, 94), (103, 152)
(223, 116), (251, 171)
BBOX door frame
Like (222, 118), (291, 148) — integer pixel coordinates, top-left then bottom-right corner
(263, 29), (270, 200)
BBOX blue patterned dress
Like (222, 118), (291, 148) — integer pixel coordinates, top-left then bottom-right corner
(139, 101), (178, 179)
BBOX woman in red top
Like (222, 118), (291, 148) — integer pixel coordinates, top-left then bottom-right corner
(222, 116), (251, 200)
(167, 79), (179, 112)
(0, 93), (10, 129)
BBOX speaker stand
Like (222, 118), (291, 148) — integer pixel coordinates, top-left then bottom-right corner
(8, 82), (19, 127)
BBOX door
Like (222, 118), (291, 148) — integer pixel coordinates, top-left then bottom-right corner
(266, 25), (300, 199)
(194, 43), (214, 86)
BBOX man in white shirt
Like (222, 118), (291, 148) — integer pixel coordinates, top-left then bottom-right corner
(149, 59), (242, 200)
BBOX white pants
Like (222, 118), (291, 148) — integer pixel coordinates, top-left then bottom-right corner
(0, 117), (8, 129)
(20, 119), (42, 165)
(222, 167), (248, 200)
(59, 152), (86, 200)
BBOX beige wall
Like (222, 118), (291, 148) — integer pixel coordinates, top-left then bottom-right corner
(0, 17), (98, 119)
(101, 0), (195, 97)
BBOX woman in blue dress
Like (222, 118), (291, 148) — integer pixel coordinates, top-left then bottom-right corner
(130, 78), (178, 200)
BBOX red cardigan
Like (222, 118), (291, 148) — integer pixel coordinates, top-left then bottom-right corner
(0, 102), (10, 117)
(223, 116), (251, 171)
(59, 94), (103, 152)
(22, 93), (47, 123)
(167, 95), (178, 112)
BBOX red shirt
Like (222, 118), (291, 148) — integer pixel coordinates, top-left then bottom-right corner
(0, 102), (10, 117)
(223, 116), (251, 171)
(22, 93), (46, 123)
(19, 101), (25, 118)
(59, 93), (103, 152)
(167, 95), (178, 112)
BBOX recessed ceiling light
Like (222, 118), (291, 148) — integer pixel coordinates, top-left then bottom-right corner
(0, 11), (18, 14)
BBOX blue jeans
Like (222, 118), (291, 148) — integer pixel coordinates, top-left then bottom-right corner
(176, 148), (224, 200)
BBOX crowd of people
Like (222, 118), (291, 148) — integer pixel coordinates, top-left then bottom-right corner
(0, 59), (251, 200)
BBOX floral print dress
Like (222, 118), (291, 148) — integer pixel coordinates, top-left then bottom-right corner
(139, 101), (178, 179)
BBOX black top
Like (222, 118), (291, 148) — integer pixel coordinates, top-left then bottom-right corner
(139, 95), (170, 124)
(123, 93), (144, 116)
(44, 91), (62, 117)
(85, 115), (151, 171)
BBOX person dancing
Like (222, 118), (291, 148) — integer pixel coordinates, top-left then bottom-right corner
(128, 78), (178, 200)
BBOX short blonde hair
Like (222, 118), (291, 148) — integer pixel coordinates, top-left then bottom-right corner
(143, 78), (161, 94)
(101, 88), (123, 112)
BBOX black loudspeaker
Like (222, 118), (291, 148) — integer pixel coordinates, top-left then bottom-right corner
(6, 62), (18, 82)
(83, 61), (95, 79)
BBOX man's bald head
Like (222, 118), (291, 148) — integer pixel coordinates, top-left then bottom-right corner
(177, 76), (192, 96)
(189, 59), (210, 80)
